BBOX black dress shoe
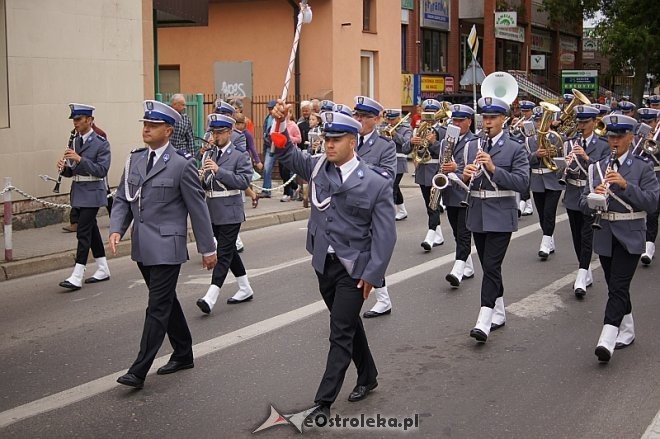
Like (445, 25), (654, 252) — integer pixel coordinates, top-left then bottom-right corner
(469, 328), (488, 342)
(157, 360), (194, 375)
(348, 382), (378, 402)
(574, 288), (586, 299)
(227, 295), (253, 304)
(641, 255), (652, 265)
(362, 309), (391, 319)
(614, 339), (634, 350)
(84, 276), (110, 284)
(196, 298), (211, 314)
(445, 273), (460, 287)
(538, 250), (549, 260)
(59, 280), (81, 291)
(595, 346), (612, 362)
(421, 241), (432, 252)
(117, 373), (144, 389)
(490, 321), (505, 331)
(305, 404), (331, 426)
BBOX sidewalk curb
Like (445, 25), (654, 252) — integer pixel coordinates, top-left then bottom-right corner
(0, 207), (310, 282)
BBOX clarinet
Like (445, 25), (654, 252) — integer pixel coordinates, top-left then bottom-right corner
(53, 129), (77, 193)
(460, 128), (489, 207)
(558, 131), (583, 186)
(591, 148), (618, 230)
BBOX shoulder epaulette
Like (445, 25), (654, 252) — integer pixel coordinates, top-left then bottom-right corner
(379, 134), (394, 142)
(131, 147), (147, 154)
(365, 163), (390, 179)
(511, 136), (524, 144)
(94, 133), (107, 142)
(634, 154), (650, 162)
(175, 149), (193, 160)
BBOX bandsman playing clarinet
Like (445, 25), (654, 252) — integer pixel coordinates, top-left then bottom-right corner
(460, 97), (529, 343)
(562, 105), (610, 297)
(579, 114), (659, 363)
(442, 104), (476, 288)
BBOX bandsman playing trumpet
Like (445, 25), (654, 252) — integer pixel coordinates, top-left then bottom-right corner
(406, 99), (447, 252)
(562, 105), (610, 297)
(515, 100), (536, 215)
(634, 107), (660, 265)
(579, 114), (659, 363)
(57, 103), (112, 291)
(383, 109), (412, 221)
(442, 104), (476, 288)
(460, 97), (529, 343)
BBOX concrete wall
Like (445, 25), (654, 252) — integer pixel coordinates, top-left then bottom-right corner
(0, 0), (149, 211)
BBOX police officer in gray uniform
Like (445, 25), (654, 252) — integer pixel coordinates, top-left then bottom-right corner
(58, 103), (112, 291)
(384, 109), (412, 220)
(408, 98), (447, 251)
(352, 96), (398, 319)
(196, 114), (255, 314)
(442, 104), (476, 287)
(562, 105), (611, 297)
(460, 96), (529, 343)
(213, 100), (247, 152)
(516, 100), (536, 215)
(270, 104), (396, 420)
(580, 114), (659, 363)
(110, 101), (217, 389)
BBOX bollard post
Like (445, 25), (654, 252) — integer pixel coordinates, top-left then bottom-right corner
(3, 177), (13, 262)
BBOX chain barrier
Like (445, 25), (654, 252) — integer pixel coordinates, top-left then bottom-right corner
(3, 185), (72, 209)
(251, 174), (298, 192)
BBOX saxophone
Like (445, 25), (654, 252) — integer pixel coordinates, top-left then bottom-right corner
(429, 125), (459, 211)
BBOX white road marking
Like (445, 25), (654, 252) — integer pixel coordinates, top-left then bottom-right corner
(0, 215), (566, 429)
(182, 256), (312, 285)
(642, 408), (660, 439)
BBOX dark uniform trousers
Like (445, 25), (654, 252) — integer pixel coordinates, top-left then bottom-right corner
(446, 206), (472, 261)
(566, 208), (594, 269)
(75, 207), (106, 265)
(128, 263), (193, 379)
(420, 185), (440, 230)
(394, 173), (404, 205)
(532, 190), (562, 236)
(211, 223), (247, 287)
(599, 236), (640, 327)
(314, 254), (378, 406)
(647, 196), (660, 242)
(472, 232), (512, 308)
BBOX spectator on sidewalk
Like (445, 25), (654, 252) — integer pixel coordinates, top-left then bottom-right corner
(234, 113), (262, 208)
(260, 100), (277, 199)
(280, 108), (301, 202)
(170, 94), (195, 155)
(230, 98), (255, 136)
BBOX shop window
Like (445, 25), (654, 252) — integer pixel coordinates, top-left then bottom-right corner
(422, 29), (448, 73)
(360, 51), (375, 97)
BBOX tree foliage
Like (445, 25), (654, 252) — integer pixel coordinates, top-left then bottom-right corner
(542, 0), (659, 105)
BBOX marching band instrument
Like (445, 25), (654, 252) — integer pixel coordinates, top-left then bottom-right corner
(557, 89), (591, 138)
(594, 116), (607, 137)
(429, 124), (460, 211)
(412, 102), (451, 165)
(589, 148), (618, 230)
(536, 102), (563, 172)
(308, 127), (324, 155)
(381, 113), (410, 139)
(460, 128), (489, 207)
(558, 131), (583, 186)
(481, 71), (519, 105)
(508, 116), (525, 136)
(631, 123), (654, 156)
(200, 144), (218, 190)
(642, 124), (659, 156)
(54, 129), (77, 193)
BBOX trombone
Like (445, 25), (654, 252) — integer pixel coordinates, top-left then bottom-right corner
(381, 113), (410, 139)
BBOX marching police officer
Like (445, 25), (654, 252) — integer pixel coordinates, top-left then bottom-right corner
(196, 114), (255, 314)
(408, 98), (447, 252)
(579, 114), (659, 363)
(110, 100), (217, 388)
(384, 109), (412, 220)
(270, 104), (396, 420)
(562, 105), (610, 297)
(516, 100), (536, 215)
(213, 100), (247, 152)
(352, 96), (397, 319)
(460, 96), (529, 343)
(649, 95), (660, 110)
(58, 103), (112, 291)
(442, 104), (476, 287)
(634, 107), (660, 265)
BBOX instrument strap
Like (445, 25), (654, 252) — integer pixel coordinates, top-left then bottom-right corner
(311, 155), (332, 211)
(592, 161), (634, 213)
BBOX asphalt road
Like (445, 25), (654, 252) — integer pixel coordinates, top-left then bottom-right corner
(1, 188), (659, 438)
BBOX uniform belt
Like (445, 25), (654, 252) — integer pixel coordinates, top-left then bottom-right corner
(424, 159), (439, 164)
(205, 189), (241, 198)
(396, 153), (408, 158)
(654, 166), (660, 172)
(531, 168), (554, 174)
(566, 178), (587, 187)
(602, 211), (646, 222)
(72, 175), (103, 182)
(470, 190), (516, 199)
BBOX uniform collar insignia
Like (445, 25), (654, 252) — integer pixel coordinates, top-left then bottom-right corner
(626, 159), (632, 165)
(163, 153), (169, 162)
(357, 169), (364, 178)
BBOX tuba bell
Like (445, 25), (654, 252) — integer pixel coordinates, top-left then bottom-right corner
(557, 89), (591, 138)
(481, 71), (520, 107)
(537, 102), (562, 172)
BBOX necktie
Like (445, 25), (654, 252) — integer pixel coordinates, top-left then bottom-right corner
(582, 138), (587, 150)
(358, 136), (364, 152)
(74, 135), (83, 152)
(146, 151), (156, 174)
(613, 159), (620, 172)
(486, 138), (493, 153)
(336, 166), (343, 183)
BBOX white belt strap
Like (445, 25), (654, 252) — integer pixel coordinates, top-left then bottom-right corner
(654, 166), (660, 172)
(566, 178), (587, 187)
(206, 189), (241, 198)
(424, 159), (439, 164)
(531, 168), (554, 174)
(396, 153), (408, 158)
(602, 211), (647, 221)
(470, 190), (516, 199)
(72, 175), (103, 182)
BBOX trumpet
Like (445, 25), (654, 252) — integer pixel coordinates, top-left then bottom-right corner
(589, 148), (618, 230)
(54, 129), (77, 193)
(631, 123), (656, 158)
(642, 125), (659, 157)
(381, 113), (410, 139)
(199, 136), (218, 190)
(508, 117), (525, 136)
(429, 125), (460, 211)
(460, 128), (489, 207)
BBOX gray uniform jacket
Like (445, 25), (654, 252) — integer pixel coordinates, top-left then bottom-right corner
(563, 135), (610, 210)
(410, 124), (447, 186)
(527, 136), (564, 192)
(579, 155), (660, 256)
(61, 131), (111, 208)
(392, 125), (412, 174)
(442, 131), (475, 207)
(205, 143), (253, 225)
(110, 144), (216, 266)
(460, 132), (530, 233)
(357, 130), (397, 180)
(275, 139), (396, 288)
(231, 129), (247, 152)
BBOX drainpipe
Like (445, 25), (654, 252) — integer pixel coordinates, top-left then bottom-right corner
(153, 8), (159, 96)
(287, 0), (301, 118)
